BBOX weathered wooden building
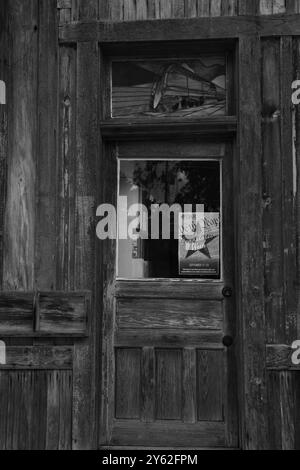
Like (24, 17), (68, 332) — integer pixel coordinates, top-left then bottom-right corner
(0, 0), (300, 450)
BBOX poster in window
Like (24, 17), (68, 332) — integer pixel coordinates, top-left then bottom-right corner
(178, 212), (220, 278)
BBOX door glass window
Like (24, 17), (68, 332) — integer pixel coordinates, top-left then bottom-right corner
(111, 57), (226, 118)
(117, 160), (221, 280)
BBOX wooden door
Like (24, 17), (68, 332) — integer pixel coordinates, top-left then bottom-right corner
(100, 141), (238, 449)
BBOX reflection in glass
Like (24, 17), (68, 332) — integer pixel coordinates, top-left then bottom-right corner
(112, 58), (226, 118)
(117, 160), (221, 280)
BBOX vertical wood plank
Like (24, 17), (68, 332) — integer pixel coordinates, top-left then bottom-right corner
(279, 372), (295, 450)
(210, 0), (222, 16)
(35, 0), (58, 290)
(286, 0), (300, 13)
(267, 372), (282, 449)
(295, 38), (300, 341)
(281, 37), (297, 344)
(99, 144), (117, 446)
(4, 0), (38, 291)
(0, 372), (8, 449)
(260, 0), (273, 14)
(58, 371), (72, 450)
(77, 0), (98, 20)
(159, 0), (172, 18)
(109, 0), (124, 20)
(261, 38), (285, 344)
(239, 36), (268, 449)
(72, 41), (98, 449)
(136, 0), (148, 19)
(221, 0), (237, 15)
(0, 0), (8, 289)
(184, 0), (198, 17)
(123, 0), (137, 20)
(141, 347), (155, 422)
(183, 348), (196, 423)
(197, 0), (210, 16)
(45, 371), (60, 450)
(238, 0), (258, 14)
(171, 0), (185, 17)
(57, 45), (77, 291)
(99, 0), (110, 19)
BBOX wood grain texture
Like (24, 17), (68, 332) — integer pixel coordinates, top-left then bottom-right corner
(71, 41), (98, 450)
(39, 292), (89, 335)
(101, 118), (237, 141)
(261, 38), (285, 344)
(116, 280), (224, 299)
(0, 346), (73, 369)
(286, 0), (300, 13)
(141, 347), (155, 422)
(294, 39), (300, 342)
(266, 344), (300, 371)
(0, 291), (90, 336)
(0, 370), (72, 449)
(59, 15), (300, 43)
(118, 141), (226, 159)
(35, 0), (58, 290)
(239, 36), (268, 449)
(183, 348), (197, 423)
(115, 348), (141, 419)
(0, 293), (34, 333)
(115, 329), (223, 348)
(238, 0), (259, 14)
(281, 37), (297, 344)
(117, 299), (223, 330)
(4, 0), (38, 291)
(260, 0), (274, 14)
(197, 350), (223, 421)
(0, 0), (8, 290)
(156, 349), (182, 420)
(57, 45), (77, 291)
(110, 421), (225, 447)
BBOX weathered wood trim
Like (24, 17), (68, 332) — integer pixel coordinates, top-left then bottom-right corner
(0, 345), (73, 370)
(0, 0), (8, 290)
(0, 291), (91, 337)
(59, 15), (300, 44)
(239, 36), (268, 449)
(71, 40), (99, 450)
(266, 344), (300, 371)
(115, 329), (223, 348)
(115, 280), (225, 299)
(100, 117), (237, 141)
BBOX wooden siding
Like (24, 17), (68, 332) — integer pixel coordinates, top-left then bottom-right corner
(0, 0), (300, 450)
(56, 0), (294, 22)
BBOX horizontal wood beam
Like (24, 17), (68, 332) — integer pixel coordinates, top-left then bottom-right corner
(0, 291), (91, 337)
(0, 345), (73, 369)
(115, 280), (225, 300)
(266, 344), (300, 371)
(59, 15), (300, 44)
(101, 117), (237, 141)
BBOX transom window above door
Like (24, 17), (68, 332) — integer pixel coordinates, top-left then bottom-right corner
(111, 56), (227, 118)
